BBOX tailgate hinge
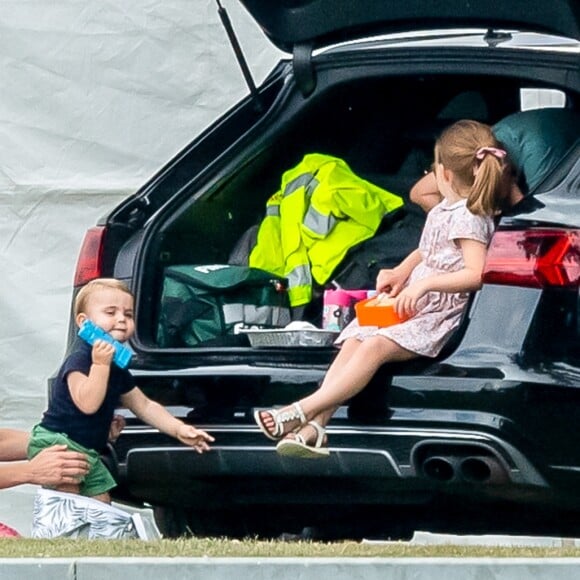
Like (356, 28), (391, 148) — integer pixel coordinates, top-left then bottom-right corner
(293, 43), (316, 97)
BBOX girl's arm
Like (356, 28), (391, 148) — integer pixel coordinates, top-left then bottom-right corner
(394, 238), (487, 316)
(424, 238), (487, 293)
(68, 341), (115, 414)
(121, 388), (214, 452)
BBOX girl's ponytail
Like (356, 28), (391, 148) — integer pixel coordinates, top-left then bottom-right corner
(435, 120), (512, 217)
(468, 148), (508, 216)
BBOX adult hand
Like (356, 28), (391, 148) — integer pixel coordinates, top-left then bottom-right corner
(108, 414), (126, 443)
(28, 445), (89, 486)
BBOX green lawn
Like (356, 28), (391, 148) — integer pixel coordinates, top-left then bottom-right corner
(2, 538), (580, 558)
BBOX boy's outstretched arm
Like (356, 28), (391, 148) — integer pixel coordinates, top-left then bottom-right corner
(121, 388), (214, 453)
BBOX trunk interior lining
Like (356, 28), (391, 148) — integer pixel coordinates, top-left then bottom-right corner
(134, 73), (575, 353)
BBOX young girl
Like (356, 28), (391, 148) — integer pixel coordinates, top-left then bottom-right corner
(254, 120), (512, 458)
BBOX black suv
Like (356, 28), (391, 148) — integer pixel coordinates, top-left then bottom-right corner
(63, 1), (580, 538)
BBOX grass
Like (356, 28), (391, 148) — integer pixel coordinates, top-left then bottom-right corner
(3, 538), (580, 559)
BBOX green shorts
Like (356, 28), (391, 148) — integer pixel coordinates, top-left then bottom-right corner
(27, 424), (116, 497)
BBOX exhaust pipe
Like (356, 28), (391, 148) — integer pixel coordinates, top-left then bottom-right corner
(421, 456), (456, 482)
(420, 453), (508, 484)
(459, 455), (508, 484)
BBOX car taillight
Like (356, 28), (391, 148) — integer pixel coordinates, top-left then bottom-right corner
(482, 229), (580, 288)
(73, 226), (106, 287)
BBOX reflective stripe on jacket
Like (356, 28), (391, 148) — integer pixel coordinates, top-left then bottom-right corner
(249, 153), (403, 306)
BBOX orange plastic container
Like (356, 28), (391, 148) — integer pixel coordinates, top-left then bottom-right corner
(355, 295), (409, 327)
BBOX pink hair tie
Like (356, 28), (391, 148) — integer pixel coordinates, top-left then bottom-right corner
(475, 147), (507, 160)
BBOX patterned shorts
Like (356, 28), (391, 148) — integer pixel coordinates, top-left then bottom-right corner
(31, 489), (148, 539)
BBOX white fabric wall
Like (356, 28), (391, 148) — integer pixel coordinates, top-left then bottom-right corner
(0, 0), (280, 533)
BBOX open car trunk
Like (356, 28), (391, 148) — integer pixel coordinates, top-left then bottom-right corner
(125, 64), (575, 368)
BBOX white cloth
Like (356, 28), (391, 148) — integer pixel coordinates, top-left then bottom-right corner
(31, 488), (159, 540)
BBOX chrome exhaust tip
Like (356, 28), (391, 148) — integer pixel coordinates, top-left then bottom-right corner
(421, 456), (456, 482)
(417, 448), (509, 485)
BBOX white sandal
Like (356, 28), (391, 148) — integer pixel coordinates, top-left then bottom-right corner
(254, 402), (307, 441)
(276, 420), (330, 458)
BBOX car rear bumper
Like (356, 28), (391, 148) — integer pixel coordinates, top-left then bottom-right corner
(111, 422), (552, 509)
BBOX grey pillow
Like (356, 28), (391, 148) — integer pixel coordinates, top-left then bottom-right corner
(493, 108), (580, 192)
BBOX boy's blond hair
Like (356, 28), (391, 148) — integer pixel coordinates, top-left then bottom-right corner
(74, 278), (133, 317)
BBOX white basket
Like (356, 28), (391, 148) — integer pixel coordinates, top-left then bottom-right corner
(241, 328), (339, 348)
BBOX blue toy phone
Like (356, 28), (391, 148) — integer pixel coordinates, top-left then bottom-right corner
(78, 319), (133, 369)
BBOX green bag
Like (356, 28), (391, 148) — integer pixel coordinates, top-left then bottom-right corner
(157, 265), (291, 347)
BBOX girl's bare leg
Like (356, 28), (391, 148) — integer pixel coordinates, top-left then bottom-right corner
(318, 338), (362, 389)
(294, 336), (416, 440)
(256, 338), (362, 435)
(264, 336), (416, 443)
(297, 338), (361, 431)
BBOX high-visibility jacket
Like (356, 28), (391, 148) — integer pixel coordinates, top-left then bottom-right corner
(249, 153), (403, 307)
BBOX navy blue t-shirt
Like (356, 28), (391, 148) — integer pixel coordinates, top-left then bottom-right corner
(41, 341), (136, 452)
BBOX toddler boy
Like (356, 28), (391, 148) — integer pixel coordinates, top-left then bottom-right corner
(28, 278), (214, 503)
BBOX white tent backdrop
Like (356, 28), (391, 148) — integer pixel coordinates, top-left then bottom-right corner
(0, 0), (279, 533)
